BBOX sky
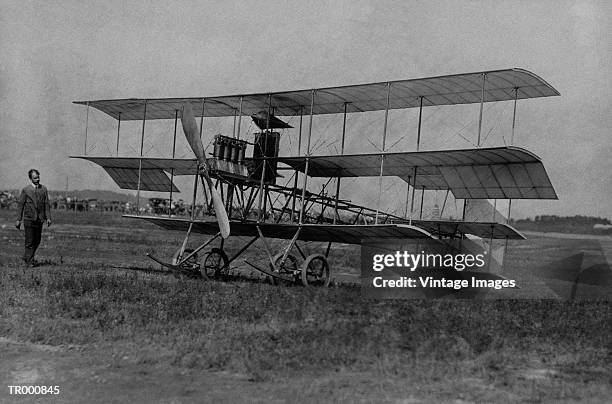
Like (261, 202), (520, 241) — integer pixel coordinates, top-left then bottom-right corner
(1, 0), (610, 219)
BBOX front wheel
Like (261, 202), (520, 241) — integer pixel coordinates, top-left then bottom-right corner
(202, 248), (229, 279)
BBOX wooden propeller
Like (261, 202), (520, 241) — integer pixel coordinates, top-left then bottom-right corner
(181, 103), (230, 239)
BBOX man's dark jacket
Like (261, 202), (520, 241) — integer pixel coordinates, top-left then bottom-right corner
(16, 185), (51, 222)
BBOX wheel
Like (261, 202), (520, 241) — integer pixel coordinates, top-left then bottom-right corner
(270, 253), (299, 285)
(300, 254), (331, 287)
(202, 248), (229, 279)
(170, 248), (202, 279)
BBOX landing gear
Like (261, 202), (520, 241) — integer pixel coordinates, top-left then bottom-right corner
(149, 230), (333, 287)
(270, 253), (299, 285)
(170, 248), (202, 279)
(202, 248), (229, 279)
(300, 254), (331, 287)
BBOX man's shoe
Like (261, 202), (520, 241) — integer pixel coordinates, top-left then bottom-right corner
(23, 258), (38, 268)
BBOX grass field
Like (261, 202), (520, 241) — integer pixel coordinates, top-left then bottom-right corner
(1, 210), (611, 403)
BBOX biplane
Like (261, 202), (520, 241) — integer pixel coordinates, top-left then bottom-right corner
(71, 68), (559, 286)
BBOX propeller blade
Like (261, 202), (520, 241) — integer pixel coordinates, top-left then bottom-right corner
(180, 103), (205, 161)
(181, 103), (230, 239)
(200, 173), (230, 238)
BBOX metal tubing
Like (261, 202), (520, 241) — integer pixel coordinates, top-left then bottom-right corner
(275, 192), (294, 223)
(280, 227), (302, 267)
(325, 241), (332, 257)
(244, 187), (258, 218)
(179, 222), (194, 259)
(136, 100), (147, 215)
(382, 83), (391, 151)
(236, 185), (245, 218)
(257, 94), (272, 222)
(299, 160), (310, 224)
(227, 236), (259, 264)
(190, 167), (199, 221)
(305, 92), (315, 154)
(477, 73), (486, 147)
(375, 83), (391, 224)
(84, 102), (90, 155)
(375, 161), (385, 223)
(409, 167), (417, 225)
(193, 100), (205, 219)
(507, 199), (512, 225)
(333, 102), (348, 224)
(236, 96), (243, 139)
(179, 232), (221, 265)
(169, 110), (178, 217)
(404, 178), (411, 219)
(295, 106), (304, 221)
(256, 226), (277, 270)
(232, 108), (237, 138)
(511, 87), (518, 145)
(408, 96), (425, 222)
(299, 90), (315, 224)
(509, 88), (518, 223)
(298, 106), (304, 154)
(416, 96), (423, 151)
(263, 185), (270, 220)
(419, 186), (425, 220)
(440, 189), (449, 219)
(294, 242), (306, 260)
(291, 170), (299, 222)
(116, 112), (121, 156)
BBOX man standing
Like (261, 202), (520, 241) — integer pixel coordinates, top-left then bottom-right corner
(15, 169), (52, 266)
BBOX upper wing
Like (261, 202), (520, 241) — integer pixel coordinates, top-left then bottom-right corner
(74, 68), (559, 120)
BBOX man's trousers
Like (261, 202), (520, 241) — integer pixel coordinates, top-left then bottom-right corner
(23, 220), (43, 264)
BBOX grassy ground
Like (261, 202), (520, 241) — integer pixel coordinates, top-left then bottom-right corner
(1, 210), (611, 403)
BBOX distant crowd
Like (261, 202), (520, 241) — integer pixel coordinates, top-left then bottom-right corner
(1, 190), (190, 216)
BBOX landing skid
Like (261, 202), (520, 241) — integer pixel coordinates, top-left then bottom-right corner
(244, 260), (295, 284)
(146, 253), (202, 278)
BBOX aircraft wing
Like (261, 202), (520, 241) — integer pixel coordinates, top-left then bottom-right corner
(125, 215), (523, 241)
(275, 146), (557, 199)
(71, 156), (198, 192)
(73, 145), (557, 199)
(408, 220), (525, 239)
(123, 215), (433, 244)
(74, 68), (559, 120)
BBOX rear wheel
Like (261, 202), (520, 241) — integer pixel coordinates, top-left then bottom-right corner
(300, 254), (330, 287)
